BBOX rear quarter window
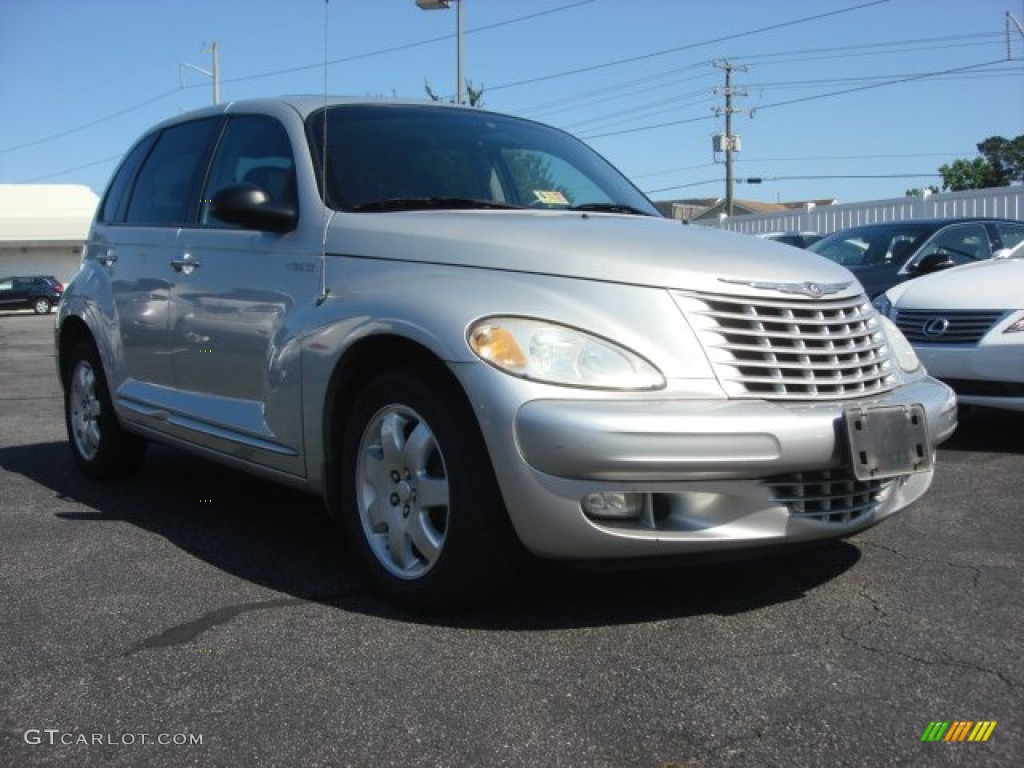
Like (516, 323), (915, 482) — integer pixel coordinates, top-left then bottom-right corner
(98, 132), (158, 224)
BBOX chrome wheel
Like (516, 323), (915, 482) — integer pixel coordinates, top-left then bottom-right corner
(69, 360), (102, 461)
(355, 404), (450, 580)
(33, 298), (51, 314)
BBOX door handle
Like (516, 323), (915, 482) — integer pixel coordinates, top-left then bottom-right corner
(171, 255), (200, 274)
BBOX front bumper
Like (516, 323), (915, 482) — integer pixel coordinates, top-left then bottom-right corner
(460, 368), (957, 560)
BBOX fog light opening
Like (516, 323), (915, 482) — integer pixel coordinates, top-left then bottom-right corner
(581, 491), (645, 520)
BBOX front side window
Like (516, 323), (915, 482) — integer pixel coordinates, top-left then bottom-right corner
(913, 224), (990, 268)
(124, 118), (221, 226)
(811, 225), (932, 267)
(993, 222), (1024, 251)
(200, 115), (297, 226)
(307, 105), (659, 216)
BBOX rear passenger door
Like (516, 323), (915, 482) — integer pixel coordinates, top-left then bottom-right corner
(96, 118), (221, 393)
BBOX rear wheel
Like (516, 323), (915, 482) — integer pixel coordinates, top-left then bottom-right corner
(339, 366), (522, 610)
(32, 297), (51, 314)
(64, 340), (146, 479)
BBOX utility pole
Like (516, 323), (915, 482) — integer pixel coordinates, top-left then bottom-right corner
(181, 40), (220, 105)
(713, 60), (749, 217)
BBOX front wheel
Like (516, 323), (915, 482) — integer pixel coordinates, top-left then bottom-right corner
(339, 366), (522, 610)
(64, 340), (146, 479)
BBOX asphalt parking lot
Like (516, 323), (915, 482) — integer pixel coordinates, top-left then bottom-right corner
(1, 310), (1021, 767)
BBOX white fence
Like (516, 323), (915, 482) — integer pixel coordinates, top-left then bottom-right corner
(700, 187), (1024, 236)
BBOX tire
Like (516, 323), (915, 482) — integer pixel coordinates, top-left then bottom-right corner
(32, 297), (52, 314)
(64, 340), (146, 479)
(339, 366), (523, 611)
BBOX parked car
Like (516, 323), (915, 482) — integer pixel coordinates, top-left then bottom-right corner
(874, 242), (1024, 412)
(809, 218), (1024, 298)
(56, 97), (957, 609)
(0, 275), (63, 314)
(758, 231), (823, 248)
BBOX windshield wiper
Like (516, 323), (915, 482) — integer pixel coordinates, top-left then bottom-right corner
(351, 197), (523, 213)
(568, 202), (652, 216)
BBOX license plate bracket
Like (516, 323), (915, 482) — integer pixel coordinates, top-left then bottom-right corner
(844, 404), (932, 481)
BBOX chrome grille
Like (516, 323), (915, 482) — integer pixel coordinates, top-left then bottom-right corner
(675, 292), (897, 400)
(765, 470), (893, 524)
(894, 309), (1006, 344)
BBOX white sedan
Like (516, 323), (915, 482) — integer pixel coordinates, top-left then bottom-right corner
(874, 245), (1024, 412)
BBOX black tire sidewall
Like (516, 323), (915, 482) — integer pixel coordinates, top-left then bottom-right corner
(64, 340), (145, 479)
(339, 367), (520, 610)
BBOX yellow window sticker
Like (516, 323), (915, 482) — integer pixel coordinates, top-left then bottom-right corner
(532, 190), (569, 206)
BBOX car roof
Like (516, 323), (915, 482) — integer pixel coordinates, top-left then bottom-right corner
(828, 217), (1018, 232)
(141, 95), (502, 136)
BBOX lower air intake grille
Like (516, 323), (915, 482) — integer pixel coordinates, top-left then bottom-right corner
(765, 470), (893, 524)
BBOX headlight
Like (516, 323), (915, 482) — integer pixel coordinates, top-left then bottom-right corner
(468, 317), (665, 390)
(877, 315), (920, 373)
(1005, 314), (1024, 334)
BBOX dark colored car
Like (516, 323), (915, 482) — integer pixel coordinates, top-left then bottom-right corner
(809, 218), (1024, 298)
(0, 275), (64, 314)
(759, 231), (823, 248)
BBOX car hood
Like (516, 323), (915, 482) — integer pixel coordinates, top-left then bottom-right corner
(328, 210), (858, 296)
(891, 258), (1024, 309)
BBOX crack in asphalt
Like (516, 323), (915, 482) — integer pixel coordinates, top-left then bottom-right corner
(124, 590), (363, 655)
(858, 539), (984, 589)
(840, 584), (1017, 689)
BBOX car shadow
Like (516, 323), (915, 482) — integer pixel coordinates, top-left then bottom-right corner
(2, 440), (862, 630)
(941, 406), (1024, 455)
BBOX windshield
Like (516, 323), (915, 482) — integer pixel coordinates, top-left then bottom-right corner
(307, 104), (660, 216)
(809, 223), (936, 268)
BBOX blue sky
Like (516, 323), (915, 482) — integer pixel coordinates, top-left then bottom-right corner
(1, 0), (1021, 205)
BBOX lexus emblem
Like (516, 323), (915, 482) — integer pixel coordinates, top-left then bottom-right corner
(922, 317), (950, 337)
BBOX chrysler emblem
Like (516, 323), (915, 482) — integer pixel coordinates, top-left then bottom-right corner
(922, 317), (950, 337)
(719, 278), (852, 297)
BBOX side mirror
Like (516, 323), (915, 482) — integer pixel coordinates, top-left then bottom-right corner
(910, 251), (955, 276)
(210, 183), (297, 233)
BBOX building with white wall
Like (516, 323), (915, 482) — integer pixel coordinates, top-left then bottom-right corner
(0, 184), (98, 283)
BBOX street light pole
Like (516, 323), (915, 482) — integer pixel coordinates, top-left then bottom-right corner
(416, 0), (463, 104)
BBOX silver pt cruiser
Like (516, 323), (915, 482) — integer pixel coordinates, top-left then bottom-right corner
(57, 97), (958, 609)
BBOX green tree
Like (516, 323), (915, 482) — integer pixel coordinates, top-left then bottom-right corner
(938, 135), (1024, 191)
(424, 79), (484, 106)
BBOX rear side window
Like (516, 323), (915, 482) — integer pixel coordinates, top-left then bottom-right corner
(124, 118), (221, 226)
(98, 132), (157, 224)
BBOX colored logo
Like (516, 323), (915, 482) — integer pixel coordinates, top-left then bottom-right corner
(921, 721), (997, 742)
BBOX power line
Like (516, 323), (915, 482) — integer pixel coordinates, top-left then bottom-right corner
(219, 0), (598, 88)
(582, 56), (1013, 140)
(487, 0), (891, 93)
(753, 57), (1009, 114)
(19, 155), (125, 183)
(0, 88), (182, 154)
(643, 172), (943, 195)
(0, 0), (597, 156)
